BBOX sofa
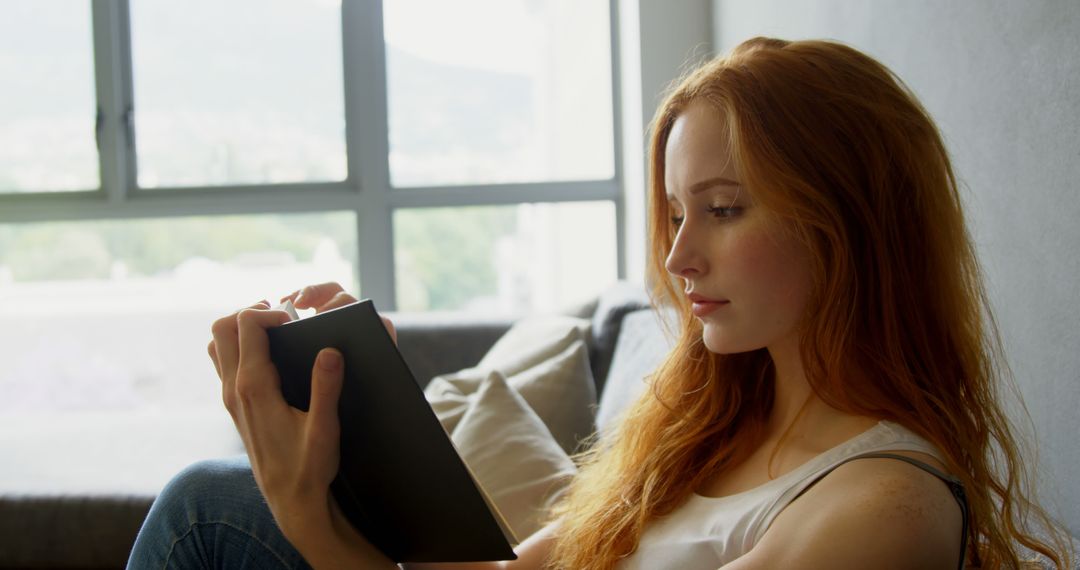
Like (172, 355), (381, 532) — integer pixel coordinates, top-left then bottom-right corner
(1, 281), (1074, 568)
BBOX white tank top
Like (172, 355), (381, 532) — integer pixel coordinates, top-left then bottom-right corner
(618, 420), (949, 569)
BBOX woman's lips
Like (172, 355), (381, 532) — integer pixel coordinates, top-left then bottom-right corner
(691, 300), (729, 317)
(687, 293), (730, 317)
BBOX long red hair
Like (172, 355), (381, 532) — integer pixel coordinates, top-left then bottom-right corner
(548, 37), (1073, 569)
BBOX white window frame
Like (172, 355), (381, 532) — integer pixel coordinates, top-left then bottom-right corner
(0, 0), (627, 310)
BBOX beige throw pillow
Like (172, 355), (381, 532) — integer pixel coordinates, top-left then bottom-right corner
(476, 315), (590, 378)
(451, 371), (577, 541)
(425, 339), (596, 454)
(425, 370), (480, 435)
(509, 340), (595, 454)
(424, 315), (597, 454)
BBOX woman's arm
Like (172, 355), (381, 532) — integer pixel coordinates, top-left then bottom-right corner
(284, 505), (557, 570)
(403, 522), (557, 570)
(722, 458), (964, 569)
(281, 503), (557, 570)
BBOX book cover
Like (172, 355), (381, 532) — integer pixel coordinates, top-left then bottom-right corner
(266, 300), (518, 563)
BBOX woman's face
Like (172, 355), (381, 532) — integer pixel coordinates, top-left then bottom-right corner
(664, 100), (813, 355)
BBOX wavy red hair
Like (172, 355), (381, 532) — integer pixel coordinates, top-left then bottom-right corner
(548, 37), (1073, 569)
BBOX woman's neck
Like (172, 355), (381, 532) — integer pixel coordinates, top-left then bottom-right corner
(766, 334), (816, 436)
(765, 334), (879, 450)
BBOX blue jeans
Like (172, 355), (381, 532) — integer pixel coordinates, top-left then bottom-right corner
(126, 456), (312, 570)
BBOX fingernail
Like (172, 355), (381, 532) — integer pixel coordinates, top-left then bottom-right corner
(318, 349), (342, 371)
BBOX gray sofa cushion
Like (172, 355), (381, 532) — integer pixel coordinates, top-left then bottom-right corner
(595, 308), (676, 434)
(588, 283), (651, 395)
(0, 495), (152, 568)
(390, 313), (513, 390)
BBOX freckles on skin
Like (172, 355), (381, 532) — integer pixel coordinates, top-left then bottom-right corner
(716, 218), (813, 345)
(732, 220), (809, 296)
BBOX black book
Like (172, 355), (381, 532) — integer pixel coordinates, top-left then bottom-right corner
(266, 300), (518, 563)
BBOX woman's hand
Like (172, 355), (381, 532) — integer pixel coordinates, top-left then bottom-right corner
(207, 298), (395, 569)
(282, 282), (397, 344)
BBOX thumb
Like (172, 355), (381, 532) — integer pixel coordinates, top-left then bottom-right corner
(309, 348), (345, 433)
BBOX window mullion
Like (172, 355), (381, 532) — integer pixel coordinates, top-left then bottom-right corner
(343, 0), (396, 308)
(609, 0), (627, 281)
(388, 180), (620, 208)
(90, 0), (135, 203)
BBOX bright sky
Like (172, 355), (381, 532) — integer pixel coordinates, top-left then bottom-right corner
(382, 0), (543, 73)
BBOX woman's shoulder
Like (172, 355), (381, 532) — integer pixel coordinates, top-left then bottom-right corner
(728, 449), (965, 569)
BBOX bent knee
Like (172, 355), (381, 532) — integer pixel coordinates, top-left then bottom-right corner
(131, 457), (303, 569)
(154, 456), (264, 525)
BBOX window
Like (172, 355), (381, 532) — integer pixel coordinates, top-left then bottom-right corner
(0, 1), (621, 482)
(0, 1), (620, 310)
(130, 0), (347, 188)
(394, 201), (616, 313)
(384, 0), (614, 187)
(0, 2), (98, 193)
(0, 212), (358, 492)
(0, 213), (357, 414)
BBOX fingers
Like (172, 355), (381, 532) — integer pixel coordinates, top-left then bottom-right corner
(283, 282), (358, 315)
(308, 349), (345, 441)
(210, 300), (268, 387)
(235, 308), (294, 403)
(291, 282), (346, 310)
(284, 287), (393, 344)
(207, 341), (222, 378)
(380, 316), (398, 345)
(317, 291), (358, 313)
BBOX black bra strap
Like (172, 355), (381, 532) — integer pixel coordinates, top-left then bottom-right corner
(789, 451), (969, 570)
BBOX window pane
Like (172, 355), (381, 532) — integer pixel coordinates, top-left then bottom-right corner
(384, 0), (614, 187)
(0, 2), (98, 193)
(0, 212), (358, 412)
(394, 201), (617, 313)
(130, 0), (346, 188)
(0, 213), (356, 493)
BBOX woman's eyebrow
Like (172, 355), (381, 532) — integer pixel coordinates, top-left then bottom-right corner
(690, 177), (740, 193)
(666, 177), (741, 200)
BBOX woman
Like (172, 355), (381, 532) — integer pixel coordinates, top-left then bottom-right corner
(128, 37), (1073, 569)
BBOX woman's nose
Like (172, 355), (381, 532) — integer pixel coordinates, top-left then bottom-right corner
(665, 223), (703, 278)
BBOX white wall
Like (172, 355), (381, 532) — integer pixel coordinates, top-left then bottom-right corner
(618, 0), (713, 283)
(713, 0), (1080, 535)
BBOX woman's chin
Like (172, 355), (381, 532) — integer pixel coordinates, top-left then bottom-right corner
(701, 329), (758, 355)
(701, 335), (734, 354)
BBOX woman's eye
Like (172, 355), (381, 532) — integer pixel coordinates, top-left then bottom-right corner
(670, 206), (739, 227)
(707, 206), (742, 219)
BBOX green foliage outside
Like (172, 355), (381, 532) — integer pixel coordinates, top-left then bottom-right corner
(0, 213), (357, 282)
(0, 207), (515, 312)
(394, 206), (516, 311)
